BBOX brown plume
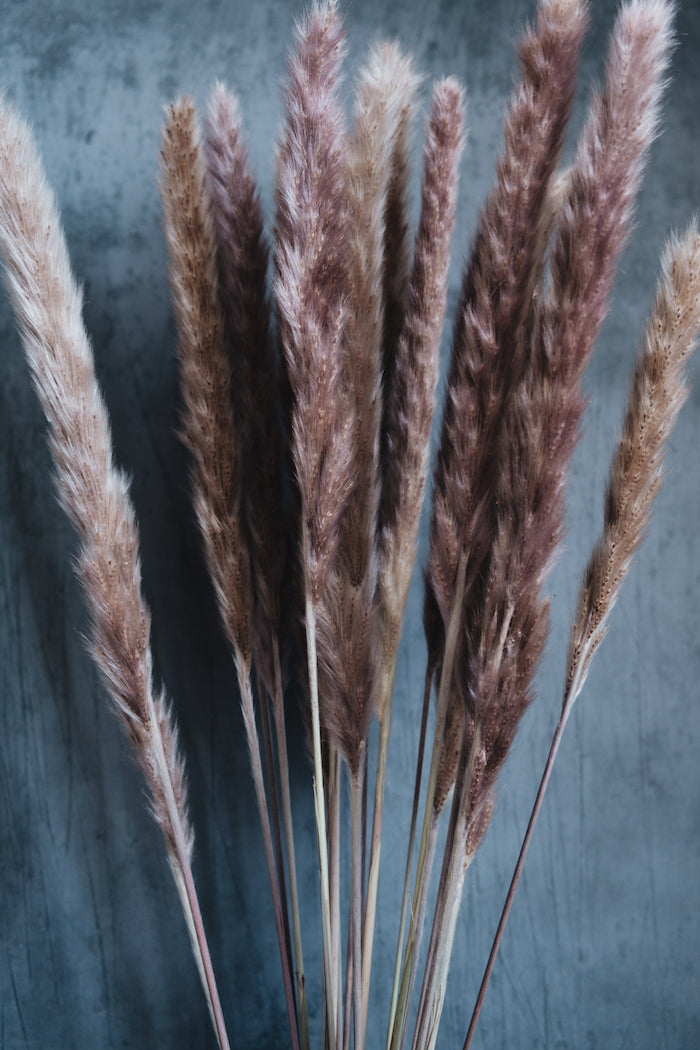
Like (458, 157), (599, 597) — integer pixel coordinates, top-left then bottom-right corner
(160, 95), (253, 669)
(425, 0), (588, 813)
(461, 0), (675, 839)
(204, 81), (285, 697)
(378, 76), (466, 719)
(275, 0), (355, 609)
(567, 221), (700, 707)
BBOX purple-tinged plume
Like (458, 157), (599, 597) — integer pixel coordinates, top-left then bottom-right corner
(275, 0), (355, 608)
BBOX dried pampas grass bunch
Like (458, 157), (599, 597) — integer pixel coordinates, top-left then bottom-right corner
(1, 0), (698, 1047)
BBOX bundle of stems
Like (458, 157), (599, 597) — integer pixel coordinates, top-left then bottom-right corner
(274, 6), (465, 1047)
(158, 5), (465, 1046)
(392, 1), (677, 1047)
(464, 218), (700, 1048)
(160, 92), (303, 1050)
(3, 0), (698, 1047)
(389, 1), (589, 1042)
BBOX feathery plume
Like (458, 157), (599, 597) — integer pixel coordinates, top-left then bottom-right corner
(314, 567), (378, 779)
(413, 6), (675, 1047)
(0, 97), (230, 1050)
(204, 82), (286, 699)
(424, 0), (588, 687)
(160, 95), (253, 668)
(536, 0), (676, 409)
(463, 219), (700, 1050)
(345, 41), (408, 541)
(345, 40), (421, 571)
(380, 50), (422, 477)
(161, 96), (301, 1050)
(313, 41), (419, 782)
(433, 684), (465, 816)
(567, 221), (700, 705)
(274, 4), (352, 1041)
(205, 81), (310, 1050)
(464, 0), (677, 823)
(394, 4), (588, 1042)
(275, 0), (355, 606)
(379, 76), (466, 703)
(349, 66), (464, 1045)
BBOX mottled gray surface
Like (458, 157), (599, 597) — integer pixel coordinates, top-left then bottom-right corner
(1, 1), (699, 1048)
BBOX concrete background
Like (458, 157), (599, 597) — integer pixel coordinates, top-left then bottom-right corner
(1, 0), (699, 1047)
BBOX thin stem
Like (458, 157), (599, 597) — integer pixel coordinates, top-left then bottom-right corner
(351, 755), (366, 1050)
(234, 653), (301, 1050)
(390, 551), (468, 1050)
(257, 668), (295, 996)
(361, 753), (369, 919)
(415, 605), (514, 1049)
(413, 725), (481, 1050)
(394, 815), (439, 1050)
(303, 565), (337, 1050)
(361, 675), (394, 1043)
(270, 645), (311, 1050)
(328, 744), (343, 1050)
(150, 724), (231, 1050)
(167, 849), (230, 1050)
(463, 707), (571, 1050)
(343, 902), (354, 1050)
(386, 664), (433, 1049)
(410, 782), (460, 1050)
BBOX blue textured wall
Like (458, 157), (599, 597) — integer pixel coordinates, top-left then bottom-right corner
(1, 1), (699, 1047)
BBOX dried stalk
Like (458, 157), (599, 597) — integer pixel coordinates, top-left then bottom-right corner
(385, 665), (434, 1046)
(388, 552), (467, 1050)
(160, 95), (299, 1049)
(204, 81), (309, 1050)
(362, 73), (465, 1042)
(464, 219), (700, 1050)
(0, 98), (230, 1050)
(274, 2), (357, 1040)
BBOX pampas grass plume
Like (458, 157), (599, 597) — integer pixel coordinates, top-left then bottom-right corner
(567, 220), (700, 705)
(205, 81), (285, 698)
(0, 96), (231, 1050)
(160, 95), (253, 673)
(379, 75), (466, 703)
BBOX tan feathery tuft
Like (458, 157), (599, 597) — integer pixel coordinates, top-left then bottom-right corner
(0, 96), (230, 1050)
(567, 221), (700, 706)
